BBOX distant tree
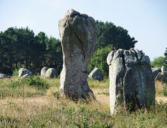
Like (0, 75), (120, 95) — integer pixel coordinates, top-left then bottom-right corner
(44, 37), (62, 74)
(88, 45), (113, 76)
(35, 32), (48, 67)
(96, 21), (137, 50)
(164, 48), (167, 67)
(0, 32), (13, 73)
(0, 27), (62, 75)
(151, 56), (165, 68)
(0, 21), (137, 75)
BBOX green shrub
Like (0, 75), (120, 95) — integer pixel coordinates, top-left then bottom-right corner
(21, 76), (49, 89)
(163, 84), (167, 96)
(88, 45), (113, 76)
(151, 56), (165, 68)
(53, 91), (60, 99)
(12, 69), (19, 76)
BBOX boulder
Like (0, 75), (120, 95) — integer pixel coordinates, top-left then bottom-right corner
(40, 67), (49, 77)
(18, 68), (32, 77)
(152, 68), (161, 80)
(107, 49), (155, 114)
(45, 68), (57, 78)
(59, 9), (97, 100)
(88, 67), (103, 81)
(0, 73), (9, 79)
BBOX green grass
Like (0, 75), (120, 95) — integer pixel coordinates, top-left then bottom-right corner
(0, 99), (167, 128)
(163, 83), (167, 96)
(21, 76), (50, 89)
(0, 77), (167, 128)
(88, 78), (109, 89)
(12, 69), (19, 76)
(0, 76), (54, 99)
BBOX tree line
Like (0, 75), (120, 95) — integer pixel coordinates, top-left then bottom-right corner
(152, 49), (167, 68)
(0, 27), (62, 74)
(0, 21), (137, 75)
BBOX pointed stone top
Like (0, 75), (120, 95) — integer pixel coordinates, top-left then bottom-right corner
(62, 9), (89, 19)
(66, 9), (80, 17)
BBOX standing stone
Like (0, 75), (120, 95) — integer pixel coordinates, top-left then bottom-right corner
(45, 68), (57, 78)
(41, 67), (48, 77)
(161, 66), (167, 73)
(152, 68), (161, 80)
(88, 67), (103, 81)
(156, 72), (167, 83)
(18, 68), (32, 77)
(156, 66), (167, 83)
(58, 9), (97, 100)
(0, 73), (9, 79)
(107, 49), (155, 114)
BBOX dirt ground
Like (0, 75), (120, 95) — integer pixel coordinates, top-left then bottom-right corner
(94, 88), (167, 105)
(0, 88), (166, 108)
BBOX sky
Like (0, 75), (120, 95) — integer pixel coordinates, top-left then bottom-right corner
(0, 0), (167, 60)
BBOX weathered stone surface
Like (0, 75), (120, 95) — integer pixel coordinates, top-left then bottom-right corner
(161, 66), (167, 73)
(152, 68), (161, 80)
(18, 68), (32, 77)
(156, 66), (167, 83)
(45, 68), (57, 78)
(59, 9), (97, 100)
(107, 48), (155, 114)
(88, 67), (103, 81)
(40, 67), (57, 78)
(0, 73), (9, 79)
(156, 72), (167, 82)
(40, 67), (49, 77)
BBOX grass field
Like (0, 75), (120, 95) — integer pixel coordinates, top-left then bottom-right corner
(0, 76), (167, 128)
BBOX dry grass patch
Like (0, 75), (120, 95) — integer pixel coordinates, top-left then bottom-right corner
(0, 77), (167, 127)
(0, 96), (167, 128)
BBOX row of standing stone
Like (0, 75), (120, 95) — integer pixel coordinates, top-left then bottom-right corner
(18, 67), (57, 78)
(0, 9), (159, 115)
(0, 66), (103, 80)
(58, 9), (156, 114)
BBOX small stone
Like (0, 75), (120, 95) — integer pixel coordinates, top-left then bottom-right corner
(0, 73), (9, 79)
(161, 66), (167, 74)
(45, 68), (57, 78)
(18, 68), (32, 77)
(40, 67), (49, 77)
(89, 67), (103, 81)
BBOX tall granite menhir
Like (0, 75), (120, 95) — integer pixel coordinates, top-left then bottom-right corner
(107, 49), (155, 114)
(58, 9), (97, 100)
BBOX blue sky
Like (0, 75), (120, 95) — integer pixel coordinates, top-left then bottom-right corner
(0, 0), (167, 60)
